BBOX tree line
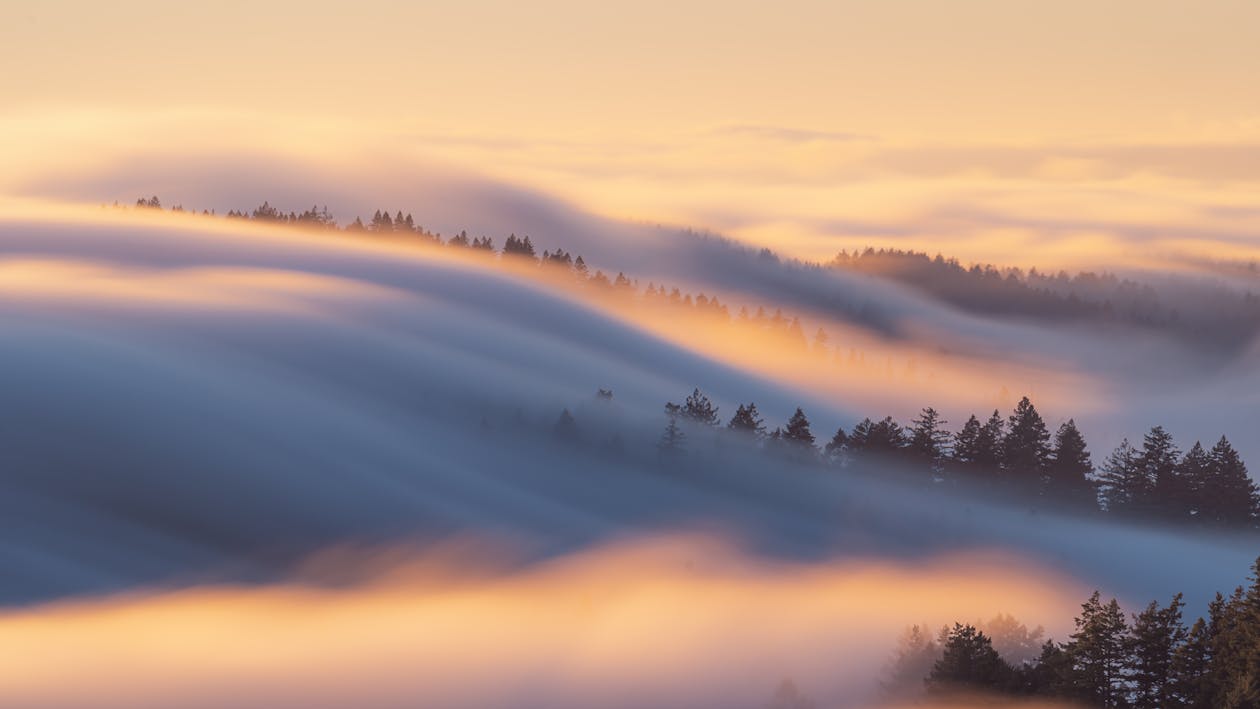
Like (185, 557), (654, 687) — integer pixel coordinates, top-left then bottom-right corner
(650, 388), (1259, 530)
(830, 247), (1260, 352)
(882, 555), (1260, 708)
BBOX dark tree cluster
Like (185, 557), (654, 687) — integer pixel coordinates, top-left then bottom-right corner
(831, 247), (1260, 351)
(887, 556), (1260, 708)
(654, 389), (1259, 530)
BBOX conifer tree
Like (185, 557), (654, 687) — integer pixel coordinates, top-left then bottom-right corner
(1178, 442), (1212, 521)
(950, 414), (982, 476)
(1137, 426), (1185, 520)
(1169, 616), (1213, 708)
(823, 426), (848, 464)
(1047, 419), (1096, 507)
(1067, 591), (1130, 707)
(1128, 594), (1187, 708)
(974, 410), (1006, 475)
(727, 402), (765, 437)
(1099, 439), (1143, 515)
(658, 416), (686, 460)
(1003, 396), (1052, 484)
(783, 408), (816, 450)
(1202, 437), (1259, 527)
(679, 388), (720, 426)
(907, 407), (951, 472)
(927, 624), (1014, 694)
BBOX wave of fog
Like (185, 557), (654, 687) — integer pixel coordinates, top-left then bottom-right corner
(0, 209), (1257, 705)
(16, 151), (1260, 463)
(0, 536), (1088, 709)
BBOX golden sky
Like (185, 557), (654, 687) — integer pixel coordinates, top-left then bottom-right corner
(4, 0), (1260, 266)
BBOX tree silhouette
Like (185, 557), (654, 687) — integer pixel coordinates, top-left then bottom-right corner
(782, 408), (816, 451)
(1046, 419), (1095, 506)
(907, 407), (950, 473)
(680, 388), (720, 426)
(927, 624), (1014, 694)
(1137, 426), (1185, 520)
(1128, 593), (1187, 708)
(1099, 439), (1143, 515)
(658, 416), (686, 460)
(1201, 437), (1259, 527)
(1067, 591), (1130, 707)
(727, 402), (766, 437)
(1003, 397), (1052, 484)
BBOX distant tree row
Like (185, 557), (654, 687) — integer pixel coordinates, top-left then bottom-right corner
(884, 556), (1260, 708)
(831, 247), (1260, 351)
(652, 388), (1259, 530)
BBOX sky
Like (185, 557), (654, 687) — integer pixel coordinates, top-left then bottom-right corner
(5, 0), (1260, 265)
(5, 6), (1260, 703)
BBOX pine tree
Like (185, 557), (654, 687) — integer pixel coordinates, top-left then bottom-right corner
(1046, 419), (1096, 507)
(823, 426), (848, 464)
(950, 414), (983, 476)
(881, 625), (941, 698)
(1178, 442), (1212, 522)
(845, 417), (905, 459)
(1067, 591), (1130, 707)
(1128, 594), (1187, 708)
(782, 408), (816, 451)
(1003, 396), (1052, 484)
(658, 417), (686, 460)
(1137, 426), (1186, 521)
(1169, 616), (1213, 708)
(677, 388), (719, 426)
(927, 624), (1015, 694)
(974, 410), (1006, 475)
(1208, 562), (1260, 707)
(727, 402), (766, 437)
(906, 407), (951, 473)
(1098, 439), (1143, 515)
(1202, 437), (1259, 527)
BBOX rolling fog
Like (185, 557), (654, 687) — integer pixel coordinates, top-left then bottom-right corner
(0, 206), (1257, 707)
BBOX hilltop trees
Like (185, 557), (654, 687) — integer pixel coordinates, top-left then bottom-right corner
(645, 385), (1257, 530)
(906, 407), (950, 474)
(1201, 437), (1259, 527)
(891, 556), (1260, 707)
(927, 624), (1015, 695)
(728, 403), (766, 437)
(1003, 396), (1052, 485)
(1047, 419), (1095, 506)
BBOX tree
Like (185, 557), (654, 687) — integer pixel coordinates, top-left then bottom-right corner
(950, 414), (983, 476)
(847, 416), (905, 459)
(727, 402), (766, 437)
(1137, 426), (1186, 520)
(1098, 439), (1143, 515)
(1201, 437), (1259, 527)
(679, 388), (720, 426)
(1178, 442), (1212, 522)
(927, 624), (1015, 695)
(502, 233), (537, 258)
(1169, 616), (1213, 708)
(1067, 591), (1130, 707)
(1128, 594), (1187, 708)
(765, 679), (815, 709)
(1003, 396), (1052, 484)
(782, 408), (816, 451)
(906, 407), (951, 474)
(882, 624), (941, 698)
(1046, 419), (1096, 507)
(823, 426), (848, 464)
(658, 416), (686, 460)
